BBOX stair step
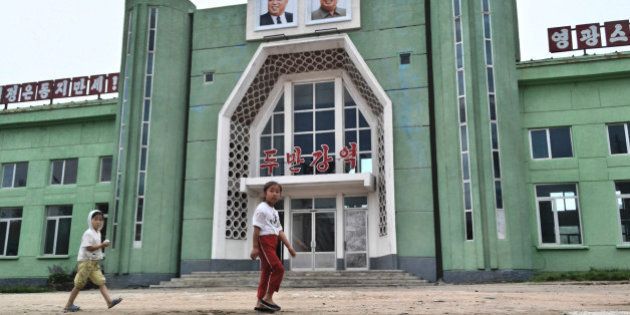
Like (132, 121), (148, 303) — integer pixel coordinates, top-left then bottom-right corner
(151, 270), (428, 289)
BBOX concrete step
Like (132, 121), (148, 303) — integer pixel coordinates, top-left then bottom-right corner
(150, 270), (429, 289)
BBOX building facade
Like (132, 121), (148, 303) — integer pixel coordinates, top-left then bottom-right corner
(1, 0), (630, 286)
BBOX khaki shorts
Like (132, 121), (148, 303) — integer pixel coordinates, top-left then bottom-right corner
(74, 261), (106, 288)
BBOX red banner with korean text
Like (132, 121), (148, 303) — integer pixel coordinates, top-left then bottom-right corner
(548, 20), (630, 52)
(1, 73), (120, 105)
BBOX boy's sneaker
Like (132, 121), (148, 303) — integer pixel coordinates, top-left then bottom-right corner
(63, 304), (80, 312)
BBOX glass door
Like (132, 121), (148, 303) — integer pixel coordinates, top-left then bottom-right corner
(344, 196), (368, 270)
(290, 198), (336, 270)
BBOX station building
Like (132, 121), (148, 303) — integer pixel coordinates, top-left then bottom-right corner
(1, 0), (629, 286)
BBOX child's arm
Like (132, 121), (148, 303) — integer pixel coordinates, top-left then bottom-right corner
(278, 230), (297, 257)
(250, 226), (261, 260)
(86, 242), (109, 252)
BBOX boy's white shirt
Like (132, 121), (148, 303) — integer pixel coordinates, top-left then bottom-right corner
(77, 209), (104, 261)
(252, 201), (283, 236)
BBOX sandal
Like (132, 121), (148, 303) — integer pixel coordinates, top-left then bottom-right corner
(63, 304), (80, 312)
(108, 297), (123, 309)
(260, 299), (281, 311)
(254, 306), (275, 313)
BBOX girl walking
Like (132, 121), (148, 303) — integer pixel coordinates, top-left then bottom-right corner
(250, 181), (297, 313)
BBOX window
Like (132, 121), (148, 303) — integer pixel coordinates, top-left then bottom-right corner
(399, 53), (411, 65)
(257, 80), (373, 176)
(615, 182), (630, 244)
(1, 162), (28, 188)
(204, 72), (214, 83)
(99, 156), (112, 182)
(0, 207), (22, 256)
(43, 205), (72, 255)
(535, 184), (582, 245)
(608, 123), (629, 155)
(95, 203), (109, 242)
(50, 159), (78, 185)
(530, 127), (573, 159)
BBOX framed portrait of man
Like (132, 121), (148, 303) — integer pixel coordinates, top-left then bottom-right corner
(256, 0), (298, 30)
(307, 0), (352, 25)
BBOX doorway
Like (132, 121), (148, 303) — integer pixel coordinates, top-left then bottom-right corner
(290, 198), (336, 270)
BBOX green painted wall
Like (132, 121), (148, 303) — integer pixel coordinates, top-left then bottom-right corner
(0, 100), (116, 279)
(433, 0), (533, 275)
(182, 0), (437, 265)
(519, 54), (630, 271)
(108, 0), (194, 277)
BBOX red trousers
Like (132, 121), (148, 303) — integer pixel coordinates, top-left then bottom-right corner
(257, 235), (284, 299)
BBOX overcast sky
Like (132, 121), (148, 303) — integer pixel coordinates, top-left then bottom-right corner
(0, 0), (629, 87)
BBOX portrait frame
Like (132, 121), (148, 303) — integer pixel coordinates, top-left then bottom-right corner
(306, 0), (352, 25)
(246, 0), (361, 41)
(255, 0), (298, 31)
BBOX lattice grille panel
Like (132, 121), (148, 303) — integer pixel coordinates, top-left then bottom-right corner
(225, 48), (388, 240)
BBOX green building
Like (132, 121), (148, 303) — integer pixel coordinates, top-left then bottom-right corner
(1, 0), (629, 286)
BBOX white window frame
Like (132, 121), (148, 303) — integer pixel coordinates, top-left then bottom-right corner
(43, 206), (73, 256)
(529, 127), (574, 160)
(49, 159), (78, 185)
(534, 184), (584, 246)
(615, 182), (630, 245)
(0, 207), (22, 256)
(99, 156), (113, 183)
(1, 162), (27, 189)
(249, 70), (378, 178)
(606, 123), (630, 156)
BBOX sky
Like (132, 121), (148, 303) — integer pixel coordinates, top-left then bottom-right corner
(0, 0), (629, 92)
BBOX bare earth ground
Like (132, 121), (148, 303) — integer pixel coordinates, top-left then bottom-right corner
(1, 282), (630, 314)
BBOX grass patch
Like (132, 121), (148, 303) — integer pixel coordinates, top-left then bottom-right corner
(532, 269), (630, 282)
(0, 286), (52, 294)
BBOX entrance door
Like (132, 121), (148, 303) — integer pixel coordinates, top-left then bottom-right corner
(344, 196), (369, 270)
(290, 198), (336, 270)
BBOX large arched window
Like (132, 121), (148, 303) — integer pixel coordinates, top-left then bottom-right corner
(255, 76), (374, 177)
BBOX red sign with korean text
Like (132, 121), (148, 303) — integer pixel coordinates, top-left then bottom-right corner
(576, 23), (602, 50)
(71, 77), (89, 96)
(260, 149), (279, 176)
(2, 84), (20, 104)
(36, 80), (53, 100)
(106, 73), (120, 93)
(286, 146), (305, 174)
(339, 143), (358, 169)
(89, 74), (107, 95)
(548, 26), (573, 53)
(548, 20), (630, 52)
(604, 20), (630, 47)
(52, 78), (72, 99)
(1, 73), (119, 105)
(18, 82), (37, 102)
(311, 144), (334, 173)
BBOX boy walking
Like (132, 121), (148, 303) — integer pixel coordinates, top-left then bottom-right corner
(64, 209), (122, 312)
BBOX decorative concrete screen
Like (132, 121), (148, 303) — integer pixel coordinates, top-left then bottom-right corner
(225, 48), (388, 240)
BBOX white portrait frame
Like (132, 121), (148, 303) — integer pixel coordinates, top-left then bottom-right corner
(306, 0), (352, 26)
(255, 0), (298, 31)
(246, 0), (361, 41)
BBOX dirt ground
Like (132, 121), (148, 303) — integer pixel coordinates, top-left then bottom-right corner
(1, 282), (630, 314)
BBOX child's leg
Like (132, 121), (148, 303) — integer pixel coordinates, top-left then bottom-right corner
(98, 285), (113, 306)
(66, 262), (89, 308)
(257, 240), (272, 302)
(64, 287), (81, 309)
(259, 236), (284, 304)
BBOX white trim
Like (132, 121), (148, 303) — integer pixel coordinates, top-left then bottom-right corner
(241, 173), (375, 195)
(606, 123), (630, 156)
(534, 184), (583, 246)
(246, 0), (361, 41)
(213, 34), (396, 259)
(614, 182), (630, 245)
